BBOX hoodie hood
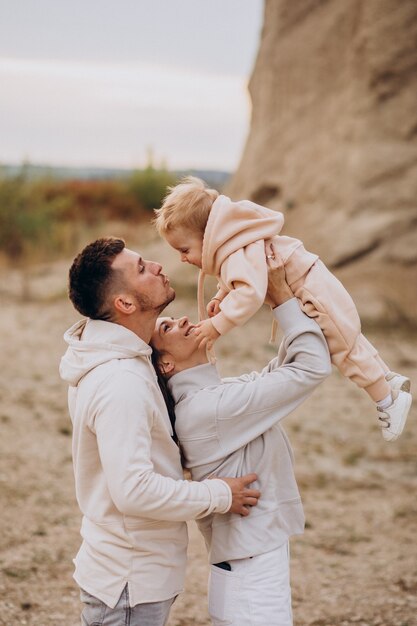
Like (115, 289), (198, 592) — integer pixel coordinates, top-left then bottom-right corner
(197, 195), (284, 323)
(59, 318), (152, 387)
(201, 195), (284, 276)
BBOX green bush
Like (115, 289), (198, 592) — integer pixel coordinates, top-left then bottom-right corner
(0, 163), (177, 269)
(128, 164), (176, 212)
(0, 169), (64, 264)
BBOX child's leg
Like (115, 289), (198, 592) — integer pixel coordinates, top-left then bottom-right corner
(291, 261), (391, 399)
(342, 334), (390, 402)
(291, 260), (412, 440)
(359, 334), (389, 374)
(374, 352), (390, 374)
(364, 349), (410, 391)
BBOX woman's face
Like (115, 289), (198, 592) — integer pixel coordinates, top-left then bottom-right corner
(151, 316), (207, 372)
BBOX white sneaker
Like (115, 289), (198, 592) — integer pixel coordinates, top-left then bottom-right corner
(377, 389), (412, 442)
(385, 371), (411, 393)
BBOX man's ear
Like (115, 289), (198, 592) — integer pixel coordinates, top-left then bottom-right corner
(114, 294), (137, 316)
(158, 355), (175, 376)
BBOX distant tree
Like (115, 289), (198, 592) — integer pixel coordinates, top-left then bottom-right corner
(0, 159), (177, 300)
(0, 167), (63, 298)
(55, 179), (144, 223)
(128, 153), (176, 212)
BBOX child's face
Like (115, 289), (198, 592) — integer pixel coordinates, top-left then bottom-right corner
(165, 228), (203, 268)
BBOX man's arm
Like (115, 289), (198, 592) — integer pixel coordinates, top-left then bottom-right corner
(91, 371), (259, 521)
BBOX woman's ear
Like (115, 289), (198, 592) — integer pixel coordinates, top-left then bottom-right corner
(158, 355), (175, 376)
(114, 294), (137, 316)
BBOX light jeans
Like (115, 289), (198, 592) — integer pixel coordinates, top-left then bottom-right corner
(80, 585), (175, 626)
(208, 542), (292, 626)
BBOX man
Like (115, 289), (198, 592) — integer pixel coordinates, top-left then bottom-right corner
(60, 237), (260, 626)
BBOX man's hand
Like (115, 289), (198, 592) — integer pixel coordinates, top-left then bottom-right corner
(264, 241), (293, 308)
(220, 473), (261, 516)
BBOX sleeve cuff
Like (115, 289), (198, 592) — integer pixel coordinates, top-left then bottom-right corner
(272, 297), (306, 334)
(211, 311), (236, 336)
(204, 478), (232, 513)
(214, 288), (228, 301)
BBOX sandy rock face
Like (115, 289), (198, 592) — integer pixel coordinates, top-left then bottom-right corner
(228, 0), (417, 325)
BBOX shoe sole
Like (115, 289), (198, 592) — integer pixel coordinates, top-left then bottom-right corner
(400, 380), (411, 392)
(389, 377), (411, 393)
(383, 392), (412, 442)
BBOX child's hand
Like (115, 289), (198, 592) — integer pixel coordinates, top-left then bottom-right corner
(194, 318), (220, 348)
(207, 298), (221, 317)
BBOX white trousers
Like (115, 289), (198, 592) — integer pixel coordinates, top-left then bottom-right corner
(208, 542), (292, 626)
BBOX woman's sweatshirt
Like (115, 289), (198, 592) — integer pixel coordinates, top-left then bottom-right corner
(169, 299), (331, 563)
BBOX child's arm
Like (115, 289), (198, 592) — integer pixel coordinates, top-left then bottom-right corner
(210, 240), (268, 336)
(207, 287), (228, 318)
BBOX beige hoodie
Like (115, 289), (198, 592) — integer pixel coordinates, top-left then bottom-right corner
(59, 318), (231, 608)
(198, 195), (318, 335)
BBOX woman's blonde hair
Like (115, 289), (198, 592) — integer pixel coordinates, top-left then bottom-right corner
(153, 176), (219, 236)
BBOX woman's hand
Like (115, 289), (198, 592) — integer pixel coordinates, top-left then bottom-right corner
(264, 241), (293, 308)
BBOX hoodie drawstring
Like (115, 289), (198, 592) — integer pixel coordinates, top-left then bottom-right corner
(270, 318), (278, 344)
(197, 270), (206, 322)
(197, 269), (216, 365)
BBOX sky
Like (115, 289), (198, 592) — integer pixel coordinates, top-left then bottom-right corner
(0, 0), (264, 171)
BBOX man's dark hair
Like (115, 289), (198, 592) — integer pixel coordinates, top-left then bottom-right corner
(69, 237), (126, 319)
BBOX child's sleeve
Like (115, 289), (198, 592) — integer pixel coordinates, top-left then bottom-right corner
(210, 239), (268, 335)
(212, 285), (228, 302)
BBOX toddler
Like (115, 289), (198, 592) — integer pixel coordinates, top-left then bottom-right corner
(154, 177), (412, 441)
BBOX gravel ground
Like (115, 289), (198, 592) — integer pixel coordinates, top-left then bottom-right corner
(0, 244), (416, 626)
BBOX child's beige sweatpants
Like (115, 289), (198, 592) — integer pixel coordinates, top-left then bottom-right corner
(289, 259), (390, 402)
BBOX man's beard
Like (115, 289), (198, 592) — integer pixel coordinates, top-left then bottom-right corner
(155, 288), (176, 315)
(134, 288), (175, 314)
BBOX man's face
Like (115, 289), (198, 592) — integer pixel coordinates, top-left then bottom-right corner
(112, 248), (175, 313)
(164, 228), (203, 268)
(151, 316), (205, 366)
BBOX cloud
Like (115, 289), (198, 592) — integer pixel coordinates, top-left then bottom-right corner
(0, 57), (250, 169)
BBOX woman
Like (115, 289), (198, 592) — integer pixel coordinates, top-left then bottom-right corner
(150, 254), (331, 626)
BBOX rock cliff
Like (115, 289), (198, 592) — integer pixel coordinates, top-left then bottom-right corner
(228, 0), (417, 325)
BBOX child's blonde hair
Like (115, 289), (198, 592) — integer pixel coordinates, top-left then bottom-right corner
(154, 176), (219, 236)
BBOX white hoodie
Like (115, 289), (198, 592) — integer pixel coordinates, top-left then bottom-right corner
(59, 318), (231, 608)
